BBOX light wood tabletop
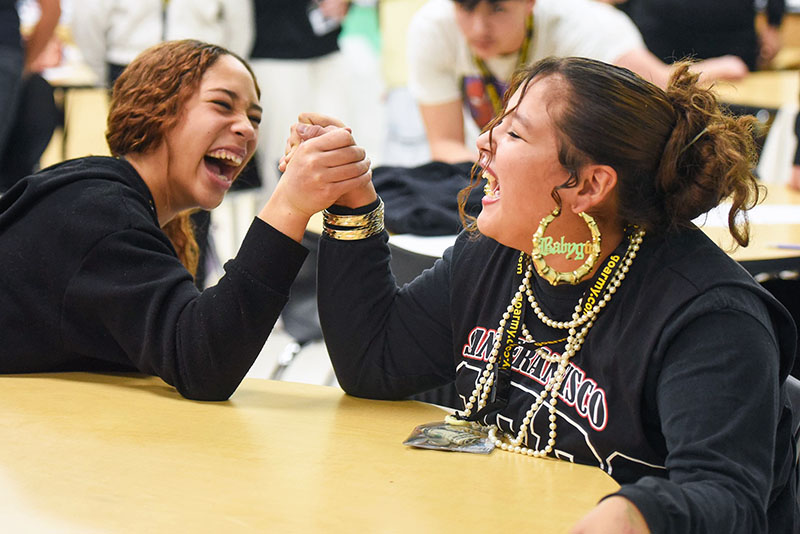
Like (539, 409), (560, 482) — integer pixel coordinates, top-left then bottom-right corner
(0, 373), (619, 533)
(699, 184), (800, 265)
(710, 69), (800, 109)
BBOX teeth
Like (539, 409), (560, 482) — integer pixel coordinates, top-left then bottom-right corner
(207, 149), (243, 167)
(217, 174), (232, 183)
(482, 170), (498, 199)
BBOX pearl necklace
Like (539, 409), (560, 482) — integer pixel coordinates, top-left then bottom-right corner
(455, 229), (645, 458)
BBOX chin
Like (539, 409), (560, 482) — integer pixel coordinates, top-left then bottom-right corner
(203, 196), (226, 211)
(476, 215), (497, 240)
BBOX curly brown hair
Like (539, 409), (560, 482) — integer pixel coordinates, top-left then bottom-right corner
(460, 56), (761, 247)
(106, 39), (260, 276)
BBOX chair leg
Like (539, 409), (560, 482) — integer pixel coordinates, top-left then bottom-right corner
(269, 341), (304, 381)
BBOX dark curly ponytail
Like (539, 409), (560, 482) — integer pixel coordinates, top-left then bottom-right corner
(654, 63), (760, 245)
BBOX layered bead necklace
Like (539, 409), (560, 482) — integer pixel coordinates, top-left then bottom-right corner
(452, 229), (645, 458)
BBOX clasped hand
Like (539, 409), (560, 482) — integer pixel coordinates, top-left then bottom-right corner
(279, 112), (375, 215)
(260, 113), (377, 242)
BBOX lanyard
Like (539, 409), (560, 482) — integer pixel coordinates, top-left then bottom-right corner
(465, 229), (634, 423)
(471, 12), (533, 116)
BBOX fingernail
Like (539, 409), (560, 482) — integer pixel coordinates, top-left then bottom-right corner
(297, 123), (309, 135)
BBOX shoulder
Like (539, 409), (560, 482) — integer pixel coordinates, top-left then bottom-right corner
(407, 0), (466, 101)
(646, 228), (758, 293)
(408, 0), (462, 53)
(635, 228), (796, 370)
(410, 0), (455, 27)
(18, 156), (160, 241)
(533, 0), (643, 61)
(535, 0), (634, 22)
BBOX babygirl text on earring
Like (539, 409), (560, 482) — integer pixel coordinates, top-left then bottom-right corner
(530, 208), (602, 286)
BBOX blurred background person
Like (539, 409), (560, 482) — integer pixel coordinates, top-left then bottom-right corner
(606, 0), (786, 71)
(0, 0), (60, 191)
(71, 0), (253, 87)
(407, 0), (750, 164)
(248, 0), (357, 195)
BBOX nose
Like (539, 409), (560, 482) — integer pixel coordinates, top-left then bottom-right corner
(476, 127), (495, 154)
(466, 15), (486, 36)
(232, 113), (257, 143)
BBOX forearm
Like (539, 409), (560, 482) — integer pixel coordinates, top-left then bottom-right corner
(258, 191), (312, 244)
(419, 101), (476, 164)
(25, 0), (61, 71)
(429, 139), (478, 164)
(169, 219), (308, 399)
(66, 220), (307, 401)
(614, 308), (779, 532)
(318, 225), (454, 398)
(613, 48), (672, 88)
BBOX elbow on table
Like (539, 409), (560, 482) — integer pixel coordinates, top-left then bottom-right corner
(335, 371), (413, 401)
(173, 377), (241, 402)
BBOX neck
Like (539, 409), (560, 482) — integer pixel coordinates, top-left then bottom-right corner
(125, 148), (176, 227)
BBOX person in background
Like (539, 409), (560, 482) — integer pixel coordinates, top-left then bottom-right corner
(407, 0), (750, 164)
(249, 0), (355, 194)
(606, 0), (785, 71)
(71, 0), (254, 87)
(303, 57), (797, 531)
(0, 0), (60, 190)
(0, 40), (371, 401)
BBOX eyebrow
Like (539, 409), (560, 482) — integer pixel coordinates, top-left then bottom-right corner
(208, 87), (263, 113)
(511, 108), (533, 134)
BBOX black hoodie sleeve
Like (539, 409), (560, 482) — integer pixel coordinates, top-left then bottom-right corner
(62, 218), (307, 401)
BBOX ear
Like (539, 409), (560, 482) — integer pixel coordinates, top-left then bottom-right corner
(569, 164), (617, 215)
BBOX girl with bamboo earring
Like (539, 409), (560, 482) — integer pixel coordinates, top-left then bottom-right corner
(307, 57), (798, 532)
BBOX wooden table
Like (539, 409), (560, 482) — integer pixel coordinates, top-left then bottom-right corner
(0, 373), (619, 533)
(698, 184), (800, 272)
(710, 69), (799, 110)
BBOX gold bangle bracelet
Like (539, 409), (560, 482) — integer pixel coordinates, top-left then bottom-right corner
(323, 199), (384, 228)
(322, 222), (385, 241)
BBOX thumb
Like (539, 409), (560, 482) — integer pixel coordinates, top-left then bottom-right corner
(297, 123), (326, 140)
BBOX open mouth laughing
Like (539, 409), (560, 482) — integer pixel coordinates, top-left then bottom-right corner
(203, 148), (244, 184)
(482, 168), (499, 200)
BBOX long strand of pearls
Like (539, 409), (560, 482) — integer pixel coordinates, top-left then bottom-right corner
(457, 230), (645, 458)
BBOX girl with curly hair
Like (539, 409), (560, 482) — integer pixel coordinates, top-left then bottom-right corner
(0, 39), (371, 400)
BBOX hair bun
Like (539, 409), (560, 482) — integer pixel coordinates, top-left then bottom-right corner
(653, 63), (759, 245)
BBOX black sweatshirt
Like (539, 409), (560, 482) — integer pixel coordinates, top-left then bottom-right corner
(0, 157), (307, 400)
(318, 218), (798, 533)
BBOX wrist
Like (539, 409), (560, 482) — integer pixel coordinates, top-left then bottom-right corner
(335, 183), (378, 209)
(323, 197), (384, 240)
(258, 193), (311, 244)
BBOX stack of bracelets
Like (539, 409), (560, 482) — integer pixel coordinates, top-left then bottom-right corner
(322, 198), (385, 241)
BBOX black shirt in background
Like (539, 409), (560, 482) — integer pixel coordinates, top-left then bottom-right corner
(624, 0), (785, 70)
(0, 0), (20, 49)
(250, 0), (341, 60)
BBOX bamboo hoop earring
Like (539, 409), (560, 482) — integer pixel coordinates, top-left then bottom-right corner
(530, 208), (602, 286)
